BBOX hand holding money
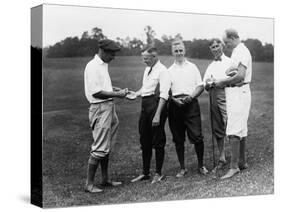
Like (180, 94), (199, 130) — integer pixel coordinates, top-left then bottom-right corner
(125, 90), (138, 100)
(225, 66), (238, 77)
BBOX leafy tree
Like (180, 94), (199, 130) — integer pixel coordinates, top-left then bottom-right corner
(144, 25), (156, 46)
(91, 27), (106, 40)
(81, 31), (89, 40)
(244, 39), (263, 61)
(46, 26), (273, 62)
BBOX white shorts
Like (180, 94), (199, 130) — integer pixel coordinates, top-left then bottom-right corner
(225, 84), (251, 138)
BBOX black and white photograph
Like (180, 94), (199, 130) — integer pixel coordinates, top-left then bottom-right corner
(30, 2), (274, 208)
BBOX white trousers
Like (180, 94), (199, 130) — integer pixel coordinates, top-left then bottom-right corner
(225, 84), (251, 138)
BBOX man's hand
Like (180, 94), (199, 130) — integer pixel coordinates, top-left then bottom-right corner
(225, 66), (238, 77)
(125, 91), (138, 100)
(182, 95), (193, 104)
(172, 97), (185, 107)
(116, 88), (129, 98)
(152, 114), (160, 127)
(214, 80), (226, 89)
(205, 78), (215, 91)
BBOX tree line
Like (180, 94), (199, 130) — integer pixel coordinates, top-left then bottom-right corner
(46, 26), (273, 62)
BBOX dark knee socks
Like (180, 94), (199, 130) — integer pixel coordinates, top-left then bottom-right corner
(142, 148), (152, 176)
(194, 142), (204, 168)
(175, 144), (185, 169)
(239, 137), (247, 165)
(100, 155), (109, 182)
(229, 136), (240, 169)
(155, 148), (165, 175)
(86, 156), (100, 186)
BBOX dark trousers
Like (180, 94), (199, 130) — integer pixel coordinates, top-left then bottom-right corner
(168, 98), (204, 168)
(209, 88), (227, 139)
(139, 95), (167, 175)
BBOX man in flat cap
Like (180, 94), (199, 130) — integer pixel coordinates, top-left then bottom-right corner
(167, 39), (208, 178)
(214, 29), (252, 179)
(203, 38), (232, 172)
(84, 39), (129, 193)
(130, 46), (170, 184)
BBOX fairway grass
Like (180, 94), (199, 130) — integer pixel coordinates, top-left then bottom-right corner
(42, 56), (273, 207)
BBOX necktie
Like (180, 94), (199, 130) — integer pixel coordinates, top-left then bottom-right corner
(147, 66), (153, 75)
(214, 57), (222, 61)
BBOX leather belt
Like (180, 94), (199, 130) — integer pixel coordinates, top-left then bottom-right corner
(226, 82), (250, 88)
(142, 95), (156, 99)
(90, 99), (113, 104)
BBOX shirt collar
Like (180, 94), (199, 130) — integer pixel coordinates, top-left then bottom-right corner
(214, 54), (226, 62)
(147, 60), (160, 70)
(94, 54), (105, 65)
(174, 58), (189, 66)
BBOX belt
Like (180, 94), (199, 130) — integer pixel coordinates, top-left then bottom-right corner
(173, 94), (190, 98)
(226, 82), (250, 88)
(142, 94), (156, 99)
(90, 99), (113, 104)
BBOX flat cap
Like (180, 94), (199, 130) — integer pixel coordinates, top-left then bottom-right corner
(141, 46), (158, 56)
(98, 39), (121, 52)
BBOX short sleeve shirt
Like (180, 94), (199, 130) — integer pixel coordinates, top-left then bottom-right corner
(231, 43), (252, 83)
(84, 55), (113, 103)
(203, 54), (232, 85)
(168, 59), (203, 96)
(141, 60), (170, 100)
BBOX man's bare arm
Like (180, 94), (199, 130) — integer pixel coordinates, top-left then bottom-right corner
(93, 89), (128, 99)
(152, 98), (166, 126)
(191, 84), (204, 98)
(215, 63), (246, 88)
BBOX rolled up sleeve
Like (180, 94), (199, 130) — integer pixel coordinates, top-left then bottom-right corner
(232, 46), (249, 69)
(85, 64), (102, 98)
(159, 68), (171, 100)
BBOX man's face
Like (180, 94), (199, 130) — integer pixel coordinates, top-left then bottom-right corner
(223, 36), (235, 49)
(172, 44), (185, 59)
(142, 54), (157, 67)
(101, 50), (115, 63)
(209, 41), (223, 59)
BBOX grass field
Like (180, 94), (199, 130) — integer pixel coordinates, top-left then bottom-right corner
(42, 56), (274, 208)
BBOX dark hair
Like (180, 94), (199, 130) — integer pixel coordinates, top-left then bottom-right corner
(209, 38), (222, 46)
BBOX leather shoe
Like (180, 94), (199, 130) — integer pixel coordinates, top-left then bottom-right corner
(220, 168), (240, 180)
(239, 163), (249, 170)
(198, 166), (209, 175)
(176, 169), (187, 178)
(151, 173), (165, 184)
(211, 160), (227, 173)
(84, 185), (103, 193)
(101, 181), (122, 187)
(131, 174), (150, 183)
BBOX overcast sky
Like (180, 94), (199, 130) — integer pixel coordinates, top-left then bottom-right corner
(39, 4), (274, 48)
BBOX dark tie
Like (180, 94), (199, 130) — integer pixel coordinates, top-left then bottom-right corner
(147, 65), (159, 96)
(214, 57), (222, 61)
(147, 66), (153, 75)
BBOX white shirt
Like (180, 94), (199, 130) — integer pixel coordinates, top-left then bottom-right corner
(203, 54), (232, 85)
(84, 55), (113, 103)
(168, 59), (203, 96)
(231, 42), (252, 83)
(141, 60), (170, 100)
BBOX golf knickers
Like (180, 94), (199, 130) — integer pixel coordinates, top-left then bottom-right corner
(89, 101), (119, 159)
